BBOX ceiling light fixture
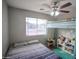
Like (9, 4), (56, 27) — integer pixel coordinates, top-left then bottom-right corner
(50, 11), (60, 16)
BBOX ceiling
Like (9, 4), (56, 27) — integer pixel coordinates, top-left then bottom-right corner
(6, 0), (76, 20)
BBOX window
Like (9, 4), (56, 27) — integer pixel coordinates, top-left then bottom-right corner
(26, 17), (47, 36)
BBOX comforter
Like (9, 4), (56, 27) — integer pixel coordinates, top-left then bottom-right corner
(6, 43), (61, 59)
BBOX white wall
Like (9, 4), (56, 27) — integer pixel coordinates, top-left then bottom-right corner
(2, 0), (9, 56)
(8, 7), (76, 45)
(8, 7), (55, 44)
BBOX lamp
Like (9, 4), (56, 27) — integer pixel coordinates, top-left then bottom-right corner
(50, 11), (59, 16)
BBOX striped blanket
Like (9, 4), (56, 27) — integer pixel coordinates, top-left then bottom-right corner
(6, 43), (61, 59)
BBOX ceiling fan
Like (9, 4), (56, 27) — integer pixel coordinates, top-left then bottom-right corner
(41, 0), (72, 16)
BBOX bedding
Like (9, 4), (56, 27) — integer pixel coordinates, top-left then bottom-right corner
(28, 40), (40, 44)
(14, 42), (28, 47)
(6, 40), (61, 59)
(13, 40), (40, 48)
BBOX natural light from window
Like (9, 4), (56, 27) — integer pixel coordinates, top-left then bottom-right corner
(26, 17), (47, 36)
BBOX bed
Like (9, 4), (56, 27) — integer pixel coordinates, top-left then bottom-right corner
(6, 40), (62, 59)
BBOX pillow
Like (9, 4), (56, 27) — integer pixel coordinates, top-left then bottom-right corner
(28, 40), (39, 44)
(14, 40), (39, 47)
(14, 42), (28, 47)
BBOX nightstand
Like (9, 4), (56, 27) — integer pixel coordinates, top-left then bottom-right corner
(47, 39), (55, 48)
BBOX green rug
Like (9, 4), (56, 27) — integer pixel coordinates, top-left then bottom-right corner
(53, 48), (75, 59)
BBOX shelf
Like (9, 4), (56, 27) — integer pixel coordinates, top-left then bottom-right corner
(57, 43), (74, 55)
(65, 46), (73, 50)
(57, 37), (75, 55)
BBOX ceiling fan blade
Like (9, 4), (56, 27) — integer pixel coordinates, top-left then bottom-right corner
(59, 10), (70, 13)
(60, 2), (72, 9)
(42, 4), (51, 9)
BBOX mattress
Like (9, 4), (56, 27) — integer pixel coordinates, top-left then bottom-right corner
(6, 42), (61, 59)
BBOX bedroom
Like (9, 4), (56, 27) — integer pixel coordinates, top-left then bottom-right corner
(2, 0), (76, 59)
